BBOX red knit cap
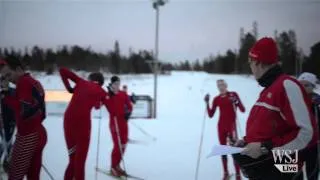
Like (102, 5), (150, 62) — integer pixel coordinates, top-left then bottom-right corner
(249, 37), (278, 64)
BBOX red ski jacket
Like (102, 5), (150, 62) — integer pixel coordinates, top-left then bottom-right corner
(245, 74), (317, 151)
(4, 74), (46, 135)
(207, 91), (245, 130)
(104, 90), (132, 125)
(59, 68), (107, 121)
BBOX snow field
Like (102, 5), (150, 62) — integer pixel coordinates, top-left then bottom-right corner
(38, 71), (264, 180)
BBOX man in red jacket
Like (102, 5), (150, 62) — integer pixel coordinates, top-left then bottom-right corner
(104, 76), (132, 178)
(0, 57), (47, 180)
(204, 79), (245, 180)
(59, 67), (107, 180)
(233, 37), (317, 180)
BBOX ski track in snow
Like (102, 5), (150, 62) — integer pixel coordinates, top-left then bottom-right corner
(36, 71), (265, 180)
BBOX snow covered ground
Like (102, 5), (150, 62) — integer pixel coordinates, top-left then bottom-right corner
(37, 71), (265, 180)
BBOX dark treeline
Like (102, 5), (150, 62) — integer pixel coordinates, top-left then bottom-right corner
(0, 27), (319, 77)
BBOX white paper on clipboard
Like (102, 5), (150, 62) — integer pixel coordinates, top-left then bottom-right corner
(207, 145), (245, 158)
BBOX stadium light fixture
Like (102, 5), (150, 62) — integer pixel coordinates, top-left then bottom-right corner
(151, 0), (168, 119)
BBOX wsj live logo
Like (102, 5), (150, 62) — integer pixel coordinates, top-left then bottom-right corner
(272, 149), (298, 173)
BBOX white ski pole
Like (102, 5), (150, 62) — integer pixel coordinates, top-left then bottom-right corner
(130, 121), (157, 141)
(95, 109), (102, 180)
(194, 108), (207, 180)
(114, 116), (128, 180)
(232, 103), (243, 139)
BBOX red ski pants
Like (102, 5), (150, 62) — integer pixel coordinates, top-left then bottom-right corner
(218, 124), (240, 175)
(218, 124), (238, 145)
(9, 126), (47, 180)
(64, 117), (91, 180)
(110, 119), (128, 169)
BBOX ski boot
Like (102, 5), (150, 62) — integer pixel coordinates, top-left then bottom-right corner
(110, 168), (122, 178)
(222, 173), (231, 180)
(116, 166), (127, 177)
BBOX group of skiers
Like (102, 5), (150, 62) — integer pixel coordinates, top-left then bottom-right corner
(0, 57), (135, 180)
(0, 37), (319, 180)
(205, 37), (320, 180)
(59, 67), (134, 180)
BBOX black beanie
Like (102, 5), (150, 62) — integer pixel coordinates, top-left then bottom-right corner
(111, 76), (120, 84)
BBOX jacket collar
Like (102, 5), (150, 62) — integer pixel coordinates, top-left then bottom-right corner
(257, 65), (283, 88)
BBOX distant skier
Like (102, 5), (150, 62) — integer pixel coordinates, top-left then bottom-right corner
(0, 75), (16, 172)
(104, 76), (133, 177)
(204, 79), (245, 180)
(298, 72), (319, 180)
(0, 57), (47, 180)
(59, 67), (107, 180)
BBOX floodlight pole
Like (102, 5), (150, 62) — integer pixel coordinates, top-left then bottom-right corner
(0, 1), (4, 56)
(152, 0), (165, 119)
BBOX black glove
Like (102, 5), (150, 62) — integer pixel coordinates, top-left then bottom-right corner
(130, 93), (137, 104)
(125, 112), (132, 121)
(204, 94), (210, 103)
(67, 87), (74, 94)
(229, 95), (239, 105)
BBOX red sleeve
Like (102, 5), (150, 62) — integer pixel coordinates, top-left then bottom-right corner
(272, 79), (314, 151)
(59, 67), (81, 93)
(235, 92), (245, 112)
(92, 86), (107, 110)
(18, 80), (33, 104)
(19, 80), (45, 120)
(207, 97), (218, 118)
(102, 95), (110, 111)
(5, 80), (42, 120)
(103, 93), (113, 114)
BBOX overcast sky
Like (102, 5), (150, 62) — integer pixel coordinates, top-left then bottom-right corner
(0, 0), (319, 62)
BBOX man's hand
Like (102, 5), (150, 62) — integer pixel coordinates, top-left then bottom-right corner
(230, 95), (239, 105)
(125, 112), (132, 121)
(232, 139), (246, 147)
(241, 142), (263, 159)
(204, 94), (210, 103)
(131, 93), (137, 104)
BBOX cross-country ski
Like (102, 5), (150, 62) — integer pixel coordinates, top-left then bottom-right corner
(96, 167), (145, 180)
